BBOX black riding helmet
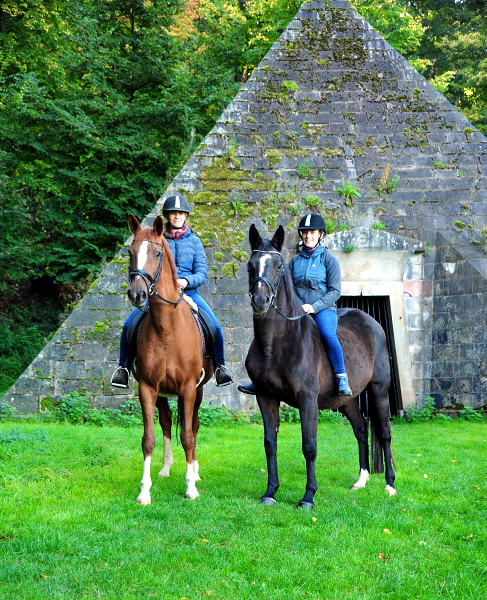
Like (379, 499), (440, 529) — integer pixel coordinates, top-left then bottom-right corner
(297, 213), (327, 243)
(163, 194), (191, 219)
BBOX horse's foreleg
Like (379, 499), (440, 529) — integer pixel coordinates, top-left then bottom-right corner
(179, 386), (199, 499)
(258, 395), (280, 505)
(341, 400), (371, 491)
(137, 384), (157, 505)
(298, 399), (319, 509)
(191, 387), (204, 482)
(156, 396), (173, 478)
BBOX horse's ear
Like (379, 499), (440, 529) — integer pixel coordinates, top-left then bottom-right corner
(129, 213), (141, 234)
(249, 224), (262, 250)
(153, 215), (164, 236)
(271, 225), (285, 252)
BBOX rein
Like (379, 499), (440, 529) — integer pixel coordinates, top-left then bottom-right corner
(129, 239), (183, 307)
(248, 250), (308, 321)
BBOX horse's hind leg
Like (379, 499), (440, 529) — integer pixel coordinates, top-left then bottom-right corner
(368, 382), (396, 496)
(156, 396), (173, 478)
(341, 399), (370, 490)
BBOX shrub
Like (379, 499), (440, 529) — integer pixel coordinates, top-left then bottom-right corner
(55, 392), (89, 424)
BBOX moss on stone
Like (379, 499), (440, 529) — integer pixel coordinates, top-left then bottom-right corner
(266, 149), (284, 165)
(246, 116), (257, 123)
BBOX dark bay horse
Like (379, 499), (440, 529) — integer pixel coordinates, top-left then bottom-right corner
(245, 224), (396, 508)
(127, 213), (213, 503)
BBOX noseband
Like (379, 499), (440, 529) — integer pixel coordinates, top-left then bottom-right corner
(248, 250), (308, 321)
(129, 239), (183, 307)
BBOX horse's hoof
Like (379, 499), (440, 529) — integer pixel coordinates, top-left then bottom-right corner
(185, 491), (200, 500)
(158, 470), (170, 478)
(260, 496), (277, 506)
(385, 485), (397, 496)
(298, 501), (315, 510)
(136, 498), (151, 505)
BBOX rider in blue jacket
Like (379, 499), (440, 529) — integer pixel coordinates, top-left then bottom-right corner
(238, 213), (352, 397)
(111, 194), (233, 389)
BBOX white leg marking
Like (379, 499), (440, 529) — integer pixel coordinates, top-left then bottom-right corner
(185, 462), (199, 499)
(136, 241), (149, 271)
(352, 468), (370, 490)
(385, 484), (397, 496)
(158, 435), (173, 478)
(136, 456), (152, 505)
(193, 460), (201, 482)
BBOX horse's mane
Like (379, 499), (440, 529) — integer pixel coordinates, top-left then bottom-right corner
(134, 226), (179, 290)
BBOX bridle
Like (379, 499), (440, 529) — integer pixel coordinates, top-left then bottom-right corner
(128, 239), (183, 307)
(248, 250), (308, 321)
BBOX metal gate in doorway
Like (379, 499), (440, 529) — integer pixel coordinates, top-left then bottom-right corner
(337, 296), (402, 417)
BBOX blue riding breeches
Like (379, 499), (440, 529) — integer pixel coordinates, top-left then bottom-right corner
(119, 291), (225, 367)
(312, 308), (346, 375)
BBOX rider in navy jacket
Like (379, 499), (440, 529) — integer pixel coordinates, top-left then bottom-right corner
(288, 243), (341, 315)
(111, 194), (233, 389)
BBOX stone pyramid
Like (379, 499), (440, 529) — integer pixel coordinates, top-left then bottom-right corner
(5, 0), (487, 413)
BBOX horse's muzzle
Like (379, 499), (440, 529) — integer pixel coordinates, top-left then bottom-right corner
(250, 292), (271, 316)
(127, 287), (147, 308)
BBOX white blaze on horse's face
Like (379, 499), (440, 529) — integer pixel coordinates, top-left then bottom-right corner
(136, 241), (149, 271)
(258, 253), (273, 278)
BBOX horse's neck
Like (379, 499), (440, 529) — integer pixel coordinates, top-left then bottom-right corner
(148, 277), (182, 331)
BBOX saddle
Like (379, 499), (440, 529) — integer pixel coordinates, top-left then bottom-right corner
(123, 305), (218, 374)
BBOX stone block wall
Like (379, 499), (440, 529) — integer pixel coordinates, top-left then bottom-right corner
(4, 0), (487, 411)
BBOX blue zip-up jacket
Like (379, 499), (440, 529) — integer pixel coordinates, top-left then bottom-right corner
(163, 225), (207, 292)
(288, 244), (341, 313)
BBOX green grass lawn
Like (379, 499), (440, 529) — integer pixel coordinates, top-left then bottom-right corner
(0, 418), (485, 599)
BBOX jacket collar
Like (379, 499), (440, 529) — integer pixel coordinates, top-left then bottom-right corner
(299, 243), (325, 258)
(163, 222), (190, 240)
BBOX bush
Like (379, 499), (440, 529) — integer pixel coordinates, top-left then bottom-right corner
(55, 392), (89, 424)
(0, 401), (18, 422)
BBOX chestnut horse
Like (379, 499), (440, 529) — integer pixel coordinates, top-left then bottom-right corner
(245, 225), (396, 508)
(127, 213), (213, 504)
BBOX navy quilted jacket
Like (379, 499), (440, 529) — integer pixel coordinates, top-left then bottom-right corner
(163, 227), (208, 291)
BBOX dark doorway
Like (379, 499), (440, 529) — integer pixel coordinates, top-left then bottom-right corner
(337, 295), (402, 417)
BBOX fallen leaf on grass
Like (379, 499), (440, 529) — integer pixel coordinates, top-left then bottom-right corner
(379, 553), (386, 561)
(40, 575), (49, 579)
(419, 541), (427, 545)
(451, 460), (457, 463)
(383, 528), (393, 535)
(260, 468), (265, 472)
